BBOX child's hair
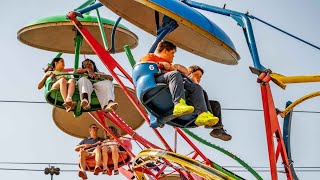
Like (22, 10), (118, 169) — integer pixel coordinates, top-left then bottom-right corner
(105, 126), (119, 139)
(44, 58), (62, 72)
(81, 58), (99, 72)
(156, 40), (177, 53)
(188, 65), (204, 75)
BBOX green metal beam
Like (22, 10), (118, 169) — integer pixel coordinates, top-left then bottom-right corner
(124, 45), (136, 67)
(74, 35), (83, 72)
(95, 9), (108, 49)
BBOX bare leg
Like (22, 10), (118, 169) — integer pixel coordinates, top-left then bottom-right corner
(110, 145), (119, 171)
(93, 146), (102, 167)
(66, 79), (75, 101)
(51, 78), (68, 102)
(102, 146), (112, 175)
(79, 150), (89, 171)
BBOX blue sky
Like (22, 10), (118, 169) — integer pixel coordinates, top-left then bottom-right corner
(0, 0), (319, 179)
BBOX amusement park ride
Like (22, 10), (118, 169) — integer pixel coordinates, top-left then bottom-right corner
(17, 0), (320, 179)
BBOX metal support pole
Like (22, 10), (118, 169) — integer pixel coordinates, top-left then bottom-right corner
(44, 165), (60, 179)
(283, 101), (299, 180)
(109, 17), (122, 53)
(95, 9), (109, 49)
(181, 0), (264, 70)
(68, 11), (174, 151)
(75, 0), (95, 10)
(77, 2), (103, 15)
(260, 81), (293, 180)
(55, 52), (63, 58)
(149, 18), (178, 53)
(176, 128), (212, 166)
(74, 34), (83, 72)
(124, 45), (136, 67)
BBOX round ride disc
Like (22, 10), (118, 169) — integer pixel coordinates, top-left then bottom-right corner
(159, 174), (182, 180)
(52, 85), (145, 139)
(99, 0), (240, 65)
(17, 15), (138, 54)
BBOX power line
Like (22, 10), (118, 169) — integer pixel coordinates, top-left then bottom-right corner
(0, 167), (320, 173)
(0, 100), (319, 114)
(222, 108), (320, 114)
(0, 100), (46, 104)
(0, 168), (77, 172)
(0, 168), (43, 172)
(231, 169), (320, 172)
(1, 162), (320, 169)
(224, 165), (320, 169)
(0, 162), (77, 165)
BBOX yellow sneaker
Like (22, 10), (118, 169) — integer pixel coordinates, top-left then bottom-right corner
(173, 99), (194, 117)
(194, 112), (219, 127)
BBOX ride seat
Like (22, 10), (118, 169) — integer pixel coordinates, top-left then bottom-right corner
(44, 75), (102, 117)
(81, 139), (132, 172)
(133, 62), (198, 128)
(84, 150), (131, 172)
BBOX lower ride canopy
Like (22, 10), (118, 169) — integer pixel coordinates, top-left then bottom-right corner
(100, 0), (240, 65)
(52, 85), (145, 139)
(17, 15), (138, 54)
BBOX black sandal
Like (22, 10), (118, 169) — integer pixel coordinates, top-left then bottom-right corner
(114, 169), (119, 175)
(93, 166), (102, 175)
(103, 169), (112, 176)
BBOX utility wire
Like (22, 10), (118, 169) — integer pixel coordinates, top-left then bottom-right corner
(0, 168), (77, 172)
(232, 169), (320, 172)
(1, 161), (320, 169)
(1, 167), (320, 173)
(0, 100), (319, 114)
(247, 15), (320, 51)
(0, 162), (77, 165)
(0, 100), (46, 104)
(222, 108), (320, 114)
(0, 168), (43, 172)
(224, 165), (320, 169)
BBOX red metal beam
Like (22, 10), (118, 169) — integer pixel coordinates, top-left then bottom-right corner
(67, 12), (214, 179)
(260, 79), (293, 180)
(67, 12), (173, 152)
(89, 111), (136, 157)
(175, 128), (212, 166)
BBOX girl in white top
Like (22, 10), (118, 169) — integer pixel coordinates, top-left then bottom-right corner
(76, 59), (118, 112)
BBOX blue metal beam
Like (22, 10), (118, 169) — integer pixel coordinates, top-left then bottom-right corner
(149, 16), (179, 53)
(181, 0), (264, 70)
(283, 101), (299, 180)
(76, 2), (103, 15)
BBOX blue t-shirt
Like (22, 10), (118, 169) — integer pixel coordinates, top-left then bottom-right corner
(78, 137), (104, 151)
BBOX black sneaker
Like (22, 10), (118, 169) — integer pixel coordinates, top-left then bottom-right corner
(210, 128), (232, 141)
(205, 124), (223, 129)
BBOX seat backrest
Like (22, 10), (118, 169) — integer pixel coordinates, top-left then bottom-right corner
(84, 151), (131, 171)
(83, 139), (132, 171)
(133, 62), (160, 101)
(44, 75), (102, 114)
(133, 64), (201, 128)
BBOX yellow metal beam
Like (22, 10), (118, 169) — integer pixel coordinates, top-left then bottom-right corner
(279, 91), (320, 118)
(271, 73), (320, 90)
(132, 149), (234, 180)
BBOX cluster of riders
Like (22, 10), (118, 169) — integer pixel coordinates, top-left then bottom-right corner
(39, 41), (232, 179)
